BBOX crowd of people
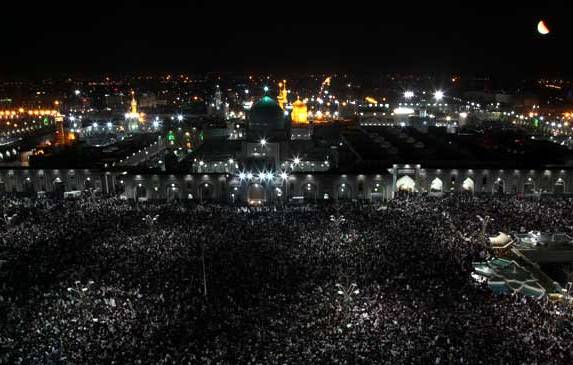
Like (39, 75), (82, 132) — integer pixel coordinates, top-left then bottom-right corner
(1, 193), (573, 364)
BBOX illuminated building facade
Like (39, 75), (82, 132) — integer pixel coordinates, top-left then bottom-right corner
(291, 99), (308, 124)
(5, 166), (573, 203)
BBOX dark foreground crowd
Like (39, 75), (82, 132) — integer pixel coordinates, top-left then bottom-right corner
(1, 194), (573, 364)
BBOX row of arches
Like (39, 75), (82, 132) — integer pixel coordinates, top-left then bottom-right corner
(428, 177), (476, 192)
(134, 182), (218, 201)
(0, 177), (96, 194)
(129, 180), (388, 203)
(396, 176), (568, 194)
(5, 173), (571, 199)
(248, 182), (356, 202)
(397, 176), (477, 192)
(0, 148), (18, 160)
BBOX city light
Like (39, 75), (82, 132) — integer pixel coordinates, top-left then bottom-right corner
(263, 86), (269, 92)
(260, 138), (267, 146)
(74, 90), (80, 96)
(434, 90), (444, 101)
(177, 114), (184, 122)
(106, 122), (113, 129)
(393, 107), (415, 115)
(404, 91), (414, 99)
(280, 171), (288, 180)
(246, 172), (253, 180)
(293, 156), (300, 165)
(239, 172), (246, 180)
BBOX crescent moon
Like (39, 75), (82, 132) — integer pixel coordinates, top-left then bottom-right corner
(537, 20), (550, 35)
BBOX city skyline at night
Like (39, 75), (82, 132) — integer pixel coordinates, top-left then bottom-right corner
(3, 4), (573, 364)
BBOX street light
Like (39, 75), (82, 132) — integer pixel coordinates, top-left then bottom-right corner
(280, 171), (288, 180)
(434, 90), (444, 101)
(260, 138), (267, 146)
(293, 156), (300, 165)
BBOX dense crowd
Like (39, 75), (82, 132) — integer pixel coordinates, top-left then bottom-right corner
(1, 194), (573, 364)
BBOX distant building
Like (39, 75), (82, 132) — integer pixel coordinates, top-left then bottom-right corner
(138, 92), (157, 109)
(207, 86), (228, 119)
(104, 94), (128, 111)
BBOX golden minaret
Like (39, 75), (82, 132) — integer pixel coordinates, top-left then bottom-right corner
(277, 80), (288, 110)
(130, 91), (138, 114)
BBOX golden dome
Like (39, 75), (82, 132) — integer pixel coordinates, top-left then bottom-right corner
(291, 99), (308, 124)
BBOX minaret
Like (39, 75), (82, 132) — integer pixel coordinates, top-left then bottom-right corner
(55, 113), (66, 145)
(130, 90), (138, 114)
(277, 80), (288, 110)
(214, 85), (222, 111)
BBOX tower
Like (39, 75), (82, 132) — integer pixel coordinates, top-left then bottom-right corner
(208, 85), (227, 118)
(277, 80), (288, 110)
(130, 90), (138, 114)
(214, 85), (222, 110)
(55, 113), (66, 145)
(125, 90), (142, 131)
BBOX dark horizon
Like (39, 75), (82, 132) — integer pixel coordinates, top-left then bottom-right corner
(1, 2), (572, 79)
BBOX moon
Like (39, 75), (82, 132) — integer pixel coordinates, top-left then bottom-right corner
(537, 20), (550, 35)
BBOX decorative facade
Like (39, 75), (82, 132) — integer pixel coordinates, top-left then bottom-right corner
(2, 164), (573, 203)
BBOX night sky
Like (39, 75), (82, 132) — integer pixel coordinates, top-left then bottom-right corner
(1, 2), (571, 78)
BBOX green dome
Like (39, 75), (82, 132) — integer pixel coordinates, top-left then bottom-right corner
(251, 95), (282, 114)
(248, 95), (286, 134)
